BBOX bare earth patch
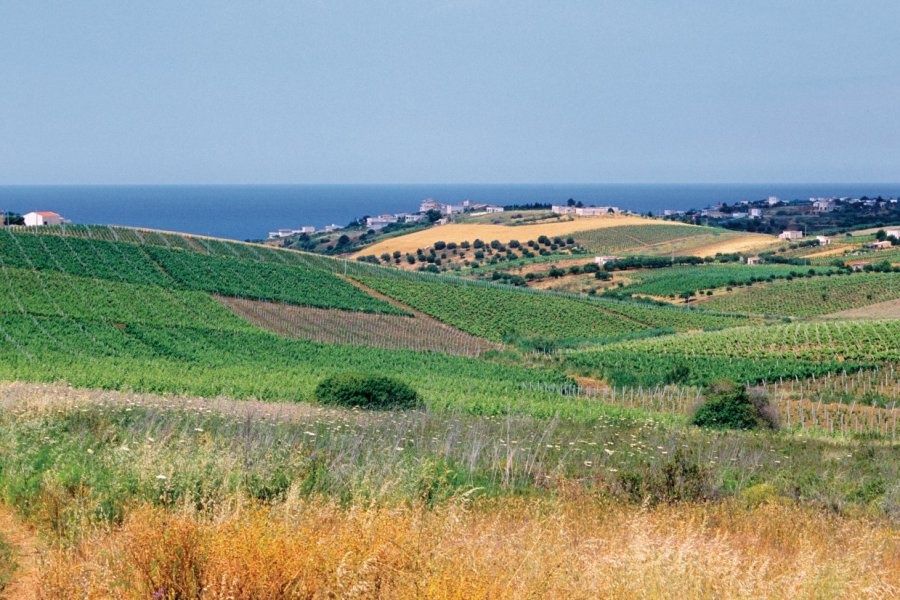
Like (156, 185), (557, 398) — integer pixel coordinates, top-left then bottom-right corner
(823, 298), (900, 320)
(217, 296), (499, 357)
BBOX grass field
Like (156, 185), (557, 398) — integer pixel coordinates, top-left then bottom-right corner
(1, 383), (897, 598)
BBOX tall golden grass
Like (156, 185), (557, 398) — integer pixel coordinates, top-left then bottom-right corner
(36, 492), (898, 599)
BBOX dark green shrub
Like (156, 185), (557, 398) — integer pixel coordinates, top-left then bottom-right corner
(691, 381), (777, 430)
(315, 374), (422, 410)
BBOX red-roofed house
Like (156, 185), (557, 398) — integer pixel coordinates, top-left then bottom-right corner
(23, 211), (67, 226)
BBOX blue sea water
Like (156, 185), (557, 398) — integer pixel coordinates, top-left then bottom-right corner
(0, 184), (898, 241)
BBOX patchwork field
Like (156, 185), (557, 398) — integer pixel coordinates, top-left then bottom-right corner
(353, 215), (677, 256)
(0, 224), (897, 599)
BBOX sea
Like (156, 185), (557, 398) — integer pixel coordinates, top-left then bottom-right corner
(1, 184), (898, 241)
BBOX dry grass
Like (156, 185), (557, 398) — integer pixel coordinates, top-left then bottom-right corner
(34, 495), (899, 599)
(824, 298), (900, 320)
(353, 215), (666, 257)
(674, 233), (779, 257)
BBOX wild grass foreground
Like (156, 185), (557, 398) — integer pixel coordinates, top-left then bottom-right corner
(0, 382), (898, 598)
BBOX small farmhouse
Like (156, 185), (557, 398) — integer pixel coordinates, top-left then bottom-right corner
(885, 229), (900, 239)
(23, 211), (67, 226)
(816, 236), (832, 245)
(268, 226), (315, 239)
(778, 230), (803, 240)
(867, 240), (893, 250)
(745, 256), (761, 266)
(366, 214), (399, 230)
(551, 205), (577, 215)
(594, 256), (620, 266)
(575, 206), (616, 216)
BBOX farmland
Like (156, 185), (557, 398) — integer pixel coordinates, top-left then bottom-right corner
(352, 269), (754, 344)
(567, 319), (900, 386)
(0, 224), (897, 599)
(353, 215), (687, 257)
(0, 230), (402, 313)
(573, 223), (722, 253)
(701, 271), (900, 316)
(609, 264), (842, 299)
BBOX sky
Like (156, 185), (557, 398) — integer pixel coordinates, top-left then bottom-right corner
(1, 1), (898, 184)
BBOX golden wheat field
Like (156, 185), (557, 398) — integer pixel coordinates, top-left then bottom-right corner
(28, 495), (900, 599)
(353, 215), (665, 257)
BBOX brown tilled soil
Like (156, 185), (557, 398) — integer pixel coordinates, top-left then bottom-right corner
(216, 295), (499, 357)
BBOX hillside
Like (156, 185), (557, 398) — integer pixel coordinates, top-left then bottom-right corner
(352, 215), (776, 260)
(0, 224), (897, 598)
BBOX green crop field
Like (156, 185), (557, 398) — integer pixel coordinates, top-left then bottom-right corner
(567, 319), (900, 387)
(0, 230), (402, 314)
(701, 271), (900, 316)
(612, 264), (841, 297)
(572, 224), (721, 254)
(351, 269), (753, 344)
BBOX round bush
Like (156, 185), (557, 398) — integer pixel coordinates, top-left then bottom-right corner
(315, 374), (422, 410)
(691, 381), (777, 430)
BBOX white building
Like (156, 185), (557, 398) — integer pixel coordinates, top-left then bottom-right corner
(267, 226), (315, 239)
(575, 206), (616, 217)
(767, 196), (780, 206)
(419, 199), (443, 213)
(323, 224), (342, 232)
(551, 205), (577, 215)
(812, 199), (836, 212)
(440, 204), (465, 216)
(594, 255), (620, 265)
(401, 213), (426, 223)
(885, 229), (900, 239)
(816, 236), (832, 245)
(745, 256), (761, 266)
(778, 230), (803, 240)
(365, 214), (399, 230)
(23, 211), (66, 226)
(749, 208), (763, 218)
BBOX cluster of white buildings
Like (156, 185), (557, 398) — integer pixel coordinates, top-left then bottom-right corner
(363, 198), (505, 231)
(268, 224), (341, 239)
(419, 198), (504, 217)
(551, 205), (620, 216)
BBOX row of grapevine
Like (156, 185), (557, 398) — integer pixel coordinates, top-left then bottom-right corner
(702, 271), (900, 316)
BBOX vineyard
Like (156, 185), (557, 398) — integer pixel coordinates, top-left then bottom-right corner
(351, 269), (754, 343)
(572, 224), (721, 254)
(612, 264), (841, 298)
(0, 229), (402, 314)
(566, 319), (900, 386)
(521, 365), (900, 436)
(701, 271), (900, 316)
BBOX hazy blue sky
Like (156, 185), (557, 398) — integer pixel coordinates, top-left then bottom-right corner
(1, 1), (898, 184)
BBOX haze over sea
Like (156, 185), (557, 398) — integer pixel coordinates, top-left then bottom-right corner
(1, 184), (898, 241)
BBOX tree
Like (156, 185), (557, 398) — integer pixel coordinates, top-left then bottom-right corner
(691, 381), (777, 430)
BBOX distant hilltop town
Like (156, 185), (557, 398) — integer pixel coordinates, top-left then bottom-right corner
(268, 198), (507, 239)
(663, 194), (900, 236)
